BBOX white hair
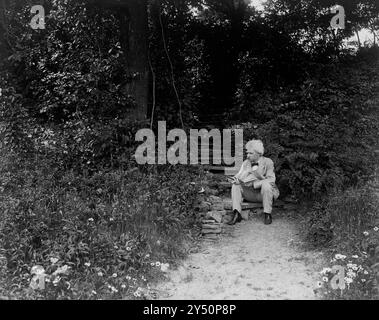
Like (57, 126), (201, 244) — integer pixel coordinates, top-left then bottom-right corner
(245, 140), (264, 155)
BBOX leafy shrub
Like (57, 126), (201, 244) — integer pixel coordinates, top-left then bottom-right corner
(0, 151), (205, 299)
(232, 58), (379, 198)
(302, 182), (378, 248)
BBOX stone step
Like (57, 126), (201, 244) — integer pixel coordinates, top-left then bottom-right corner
(223, 199), (288, 210)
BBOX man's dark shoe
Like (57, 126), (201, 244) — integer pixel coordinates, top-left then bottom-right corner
(264, 213), (272, 225)
(228, 209), (241, 225)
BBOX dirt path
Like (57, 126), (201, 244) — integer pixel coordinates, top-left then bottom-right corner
(153, 212), (326, 300)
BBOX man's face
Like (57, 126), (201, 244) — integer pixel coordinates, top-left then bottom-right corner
(246, 150), (260, 163)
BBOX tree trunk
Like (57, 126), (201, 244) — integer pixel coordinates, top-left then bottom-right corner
(122, 0), (149, 121)
(92, 0), (150, 121)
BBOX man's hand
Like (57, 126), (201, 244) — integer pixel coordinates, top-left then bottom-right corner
(227, 177), (244, 185)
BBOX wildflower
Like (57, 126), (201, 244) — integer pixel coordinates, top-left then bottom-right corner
(50, 257), (59, 264)
(361, 279), (366, 283)
(126, 275), (131, 280)
(322, 276), (328, 282)
(109, 218), (114, 222)
(156, 240), (161, 246)
(88, 218), (94, 222)
(374, 227), (379, 232)
(31, 265), (45, 275)
(155, 262), (161, 267)
(109, 285), (118, 293)
(114, 245), (119, 249)
(91, 290), (97, 295)
(352, 266), (358, 271)
(112, 273), (117, 278)
(363, 231), (369, 236)
(121, 284), (126, 289)
(84, 262), (91, 267)
(150, 263), (155, 267)
(316, 281), (322, 288)
(126, 247), (131, 251)
(160, 263), (169, 272)
(53, 276), (61, 286)
(335, 254), (346, 260)
(97, 272), (103, 277)
(344, 277), (353, 285)
(351, 255), (359, 259)
(364, 270), (369, 275)
(320, 267), (332, 275)
(133, 291), (141, 297)
(145, 254), (150, 258)
(53, 265), (70, 276)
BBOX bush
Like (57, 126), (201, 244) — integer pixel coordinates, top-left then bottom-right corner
(231, 58), (379, 198)
(302, 180), (379, 300)
(0, 151), (205, 299)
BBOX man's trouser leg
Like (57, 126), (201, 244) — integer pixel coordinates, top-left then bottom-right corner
(232, 181), (279, 216)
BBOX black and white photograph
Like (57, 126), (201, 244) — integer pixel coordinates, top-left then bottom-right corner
(0, 0), (378, 305)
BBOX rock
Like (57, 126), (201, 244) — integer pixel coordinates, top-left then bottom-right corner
(202, 224), (222, 230)
(224, 200), (263, 210)
(202, 234), (220, 240)
(197, 201), (212, 212)
(202, 228), (221, 234)
(204, 211), (224, 223)
(211, 202), (225, 211)
(206, 188), (219, 196)
(207, 195), (223, 203)
(240, 210), (249, 221)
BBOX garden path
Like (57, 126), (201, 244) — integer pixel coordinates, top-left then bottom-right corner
(153, 208), (326, 300)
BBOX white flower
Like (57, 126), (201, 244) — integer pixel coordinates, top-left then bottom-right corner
(133, 292), (140, 297)
(53, 265), (70, 276)
(374, 227), (379, 232)
(50, 257), (59, 264)
(150, 263), (155, 267)
(121, 284), (126, 289)
(361, 279), (366, 283)
(126, 247), (131, 251)
(351, 255), (359, 259)
(335, 254), (346, 260)
(364, 270), (369, 275)
(112, 273), (117, 278)
(109, 285), (118, 293)
(344, 277), (353, 284)
(91, 290), (97, 295)
(352, 266), (358, 271)
(88, 218), (94, 222)
(322, 276), (328, 282)
(316, 281), (323, 288)
(160, 263), (169, 272)
(155, 261), (161, 267)
(53, 276), (61, 286)
(84, 262), (91, 267)
(31, 265), (45, 275)
(109, 218), (114, 222)
(363, 231), (369, 236)
(145, 254), (150, 258)
(320, 267), (332, 275)
(126, 275), (131, 280)
(97, 272), (103, 277)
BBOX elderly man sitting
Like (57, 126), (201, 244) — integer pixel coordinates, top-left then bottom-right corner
(227, 140), (280, 225)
